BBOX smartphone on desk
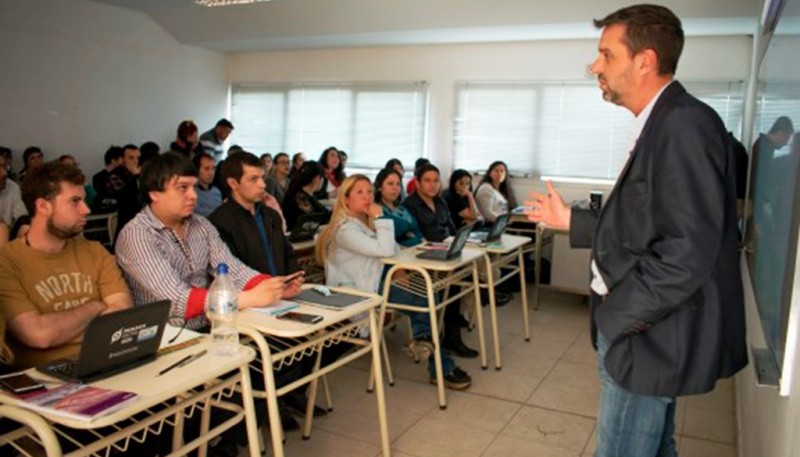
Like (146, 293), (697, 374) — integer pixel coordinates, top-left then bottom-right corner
(0, 372), (45, 395)
(276, 311), (323, 324)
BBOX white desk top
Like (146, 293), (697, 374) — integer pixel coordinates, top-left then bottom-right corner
(480, 233), (532, 253)
(382, 246), (484, 271)
(237, 286), (381, 338)
(4, 342), (255, 429)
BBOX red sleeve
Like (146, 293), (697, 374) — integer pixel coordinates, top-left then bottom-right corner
(244, 274), (271, 290)
(186, 288), (208, 319)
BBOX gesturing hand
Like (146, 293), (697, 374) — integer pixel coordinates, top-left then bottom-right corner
(525, 181), (572, 231)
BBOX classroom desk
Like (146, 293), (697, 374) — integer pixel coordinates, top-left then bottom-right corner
(0, 341), (260, 457)
(474, 233), (532, 370)
(235, 286), (390, 457)
(507, 213), (554, 310)
(379, 247), (486, 409)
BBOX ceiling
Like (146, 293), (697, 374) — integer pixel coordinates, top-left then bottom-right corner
(89, 0), (764, 52)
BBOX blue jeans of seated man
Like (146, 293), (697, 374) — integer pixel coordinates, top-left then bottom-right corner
(595, 332), (677, 457)
(386, 284), (456, 379)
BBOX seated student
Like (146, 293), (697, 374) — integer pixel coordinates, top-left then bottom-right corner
(91, 146), (125, 212)
(18, 146), (44, 183)
(0, 153), (27, 230)
(474, 161), (516, 223)
(443, 169), (481, 229)
(113, 145), (161, 245)
(0, 162), (132, 369)
(281, 161), (330, 232)
(112, 144), (141, 188)
(266, 152), (291, 204)
(0, 146), (17, 182)
(209, 151), (335, 426)
(192, 151), (222, 217)
(315, 147), (345, 200)
(405, 157), (429, 196)
(316, 175), (471, 390)
(0, 222), (8, 247)
(402, 163), (478, 358)
(374, 167), (422, 247)
(384, 158), (407, 200)
(289, 152), (305, 180)
(115, 152), (296, 331)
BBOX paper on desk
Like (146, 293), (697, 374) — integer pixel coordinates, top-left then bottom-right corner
(159, 325), (203, 350)
(245, 300), (299, 316)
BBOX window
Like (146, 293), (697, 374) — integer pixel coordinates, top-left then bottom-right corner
(453, 80), (745, 179)
(231, 82), (428, 169)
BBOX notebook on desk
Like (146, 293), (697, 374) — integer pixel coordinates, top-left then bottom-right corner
(293, 289), (369, 310)
(37, 300), (171, 383)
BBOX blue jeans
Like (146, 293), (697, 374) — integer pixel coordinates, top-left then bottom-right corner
(595, 333), (678, 457)
(386, 284), (456, 379)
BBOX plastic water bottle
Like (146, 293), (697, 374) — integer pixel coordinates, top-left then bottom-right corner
(206, 263), (239, 356)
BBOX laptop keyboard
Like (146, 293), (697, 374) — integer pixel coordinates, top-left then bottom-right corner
(47, 358), (79, 378)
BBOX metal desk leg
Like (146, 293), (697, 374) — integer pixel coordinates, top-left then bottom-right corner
(0, 405), (62, 457)
(472, 261), (488, 370)
(368, 308), (392, 456)
(533, 226), (543, 310)
(518, 248), (531, 341)
(483, 253), (502, 370)
(238, 361), (263, 457)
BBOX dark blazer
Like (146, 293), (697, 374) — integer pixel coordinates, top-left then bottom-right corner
(570, 81), (747, 397)
(208, 199), (300, 276)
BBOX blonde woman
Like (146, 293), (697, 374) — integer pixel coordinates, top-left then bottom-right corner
(317, 175), (471, 390)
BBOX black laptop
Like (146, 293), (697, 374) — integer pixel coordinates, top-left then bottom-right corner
(288, 212), (327, 242)
(37, 300), (171, 383)
(469, 213), (511, 244)
(416, 225), (472, 261)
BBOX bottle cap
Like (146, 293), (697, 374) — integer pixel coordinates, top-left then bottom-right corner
(217, 263), (229, 275)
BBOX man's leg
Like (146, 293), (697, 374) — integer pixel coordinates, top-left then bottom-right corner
(594, 333), (677, 457)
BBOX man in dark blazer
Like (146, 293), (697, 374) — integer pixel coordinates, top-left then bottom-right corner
(527, 5), (747, 457)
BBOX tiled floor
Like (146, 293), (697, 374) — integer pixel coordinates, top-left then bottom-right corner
(250, 290), (738, 457)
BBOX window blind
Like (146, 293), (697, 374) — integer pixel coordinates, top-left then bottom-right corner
(231, 82), (428, 168)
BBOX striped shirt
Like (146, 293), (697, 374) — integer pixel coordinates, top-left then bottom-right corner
(116, 206), (268, 329)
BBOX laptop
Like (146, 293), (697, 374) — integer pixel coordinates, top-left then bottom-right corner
(288, 212), (327, 242)
(469, 213), (511, 244)
(416, 225), (472, 261)
(37, 300), (171, 383)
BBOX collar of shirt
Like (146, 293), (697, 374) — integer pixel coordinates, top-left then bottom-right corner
(625, 79), (675, 154)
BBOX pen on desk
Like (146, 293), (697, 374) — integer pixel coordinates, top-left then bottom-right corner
(157, 349), (207, 377)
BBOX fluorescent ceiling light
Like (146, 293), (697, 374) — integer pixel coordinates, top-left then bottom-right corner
(195, 0), (277, 7)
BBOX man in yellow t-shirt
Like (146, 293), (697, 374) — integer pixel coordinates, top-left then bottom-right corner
(0, 161), (131, 369)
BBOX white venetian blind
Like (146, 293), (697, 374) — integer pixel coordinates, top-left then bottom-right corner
(453, 80), (746, 179)
(231, 82), (428, 168)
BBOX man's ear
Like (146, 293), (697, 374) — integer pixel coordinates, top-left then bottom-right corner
(637, 48), (658, 75)
(35, 198), (52, 217)
(226, 177), (238, 192)
(148, 190), (159, 204)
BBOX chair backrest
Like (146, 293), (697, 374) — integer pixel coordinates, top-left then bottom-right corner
(107, 212), (118, 246)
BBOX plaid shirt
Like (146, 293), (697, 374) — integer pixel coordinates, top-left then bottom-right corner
(116, 206), (267, 329)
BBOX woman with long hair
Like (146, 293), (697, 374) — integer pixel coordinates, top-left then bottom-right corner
(316, 146), (345, 199)
(266, 152), (291, 203)
(384, 158), (407, 200)
(316, 175), (471, 390)
(374, 167), (422, 247)
(474, 161), (516, 223)
(443, 169), (481, 229)
(281, 161), (330, 231)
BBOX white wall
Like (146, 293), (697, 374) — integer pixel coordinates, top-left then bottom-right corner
(0, 0), (229, 176)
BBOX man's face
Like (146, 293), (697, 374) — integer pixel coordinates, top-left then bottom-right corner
(197, 157), (216, 186)
(44, 182), (90, 239)
(150, 175), (198, 221)
(589, 24), (637, 109)
(0, 156), (7, 190)
(418, 170), (441, 199)
(27, 152), (44, 170)
(123, 147), (140, 174)
(231, 165), (266, 205)
(216, 126), (233, 142)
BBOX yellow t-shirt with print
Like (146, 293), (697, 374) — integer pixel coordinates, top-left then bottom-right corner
(0, 237), (129, 368)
